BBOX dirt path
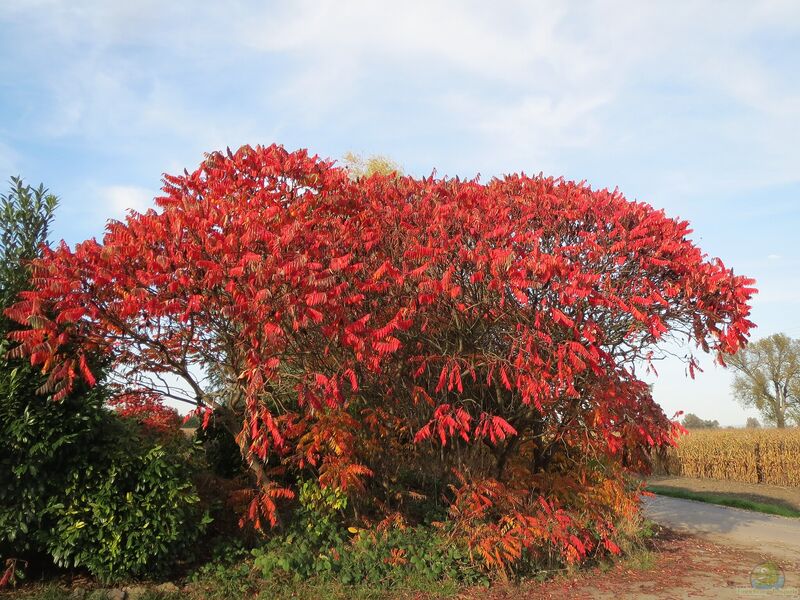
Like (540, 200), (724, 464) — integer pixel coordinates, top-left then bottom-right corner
(476, 497), (800, 598)
(642, 494), (800, 563)
(473, 530), (800, 599)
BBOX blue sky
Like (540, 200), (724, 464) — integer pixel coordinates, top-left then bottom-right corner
(1, 1), (799, 424)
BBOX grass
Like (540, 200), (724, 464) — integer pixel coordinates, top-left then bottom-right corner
(181, 569), (463, 600)
(647, 485), (800, 518)
(2, 515), (659, 600)
(0, 585), (68, 600)
(0, 585), (181, 600)
(623, 548), (657, 571)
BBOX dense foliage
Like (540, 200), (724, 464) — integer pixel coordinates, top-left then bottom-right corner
(47, 419), (208, 581)
(0, 176), (88, 559)
(195, 414), (246, 479)
(0, 177), (58, 315)
(1, 380), (207, 582)
(7, 145), (755, 574)
(0, 360), (106, 558)
(0, 178), (206, 583)
(249, 481), (482, 587)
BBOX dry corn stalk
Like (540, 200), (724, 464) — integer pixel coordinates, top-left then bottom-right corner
(653, 428), (800, 487)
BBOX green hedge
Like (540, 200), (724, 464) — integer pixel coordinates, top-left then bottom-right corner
(0, 360), (209, 581)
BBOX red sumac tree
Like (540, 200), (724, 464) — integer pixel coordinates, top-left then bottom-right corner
(108, 390), (182, 435)
(7, 145), (755, 571)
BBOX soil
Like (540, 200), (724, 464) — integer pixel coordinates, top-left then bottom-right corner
(474, 529), (800, 599)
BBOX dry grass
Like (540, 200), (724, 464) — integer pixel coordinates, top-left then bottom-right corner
(652, 428), (800, 486)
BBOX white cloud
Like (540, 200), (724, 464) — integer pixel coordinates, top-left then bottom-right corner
(53, 183), (158, 245)
(245, 1), (571, 79)
(768, 254), (782, 260)
(228, 0), (800, 189)
(98, 185), (154, 217)
(439, 91), (612, 174)
(4, 1), (799, 191)
(60, 184), (154, 243)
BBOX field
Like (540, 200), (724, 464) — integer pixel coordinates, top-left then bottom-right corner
(652, 428), (800, 486)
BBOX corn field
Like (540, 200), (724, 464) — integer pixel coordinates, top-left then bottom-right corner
(652, 428), (800, 487)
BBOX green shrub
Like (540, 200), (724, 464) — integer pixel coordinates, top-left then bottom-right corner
(45, 419), (210, 581)
(253, 524), (480, 587)
(250, 481), (484, 589)
(0, 382), (210, 581)
(0, 345), (209, 582)
(0, 358), (107, 557)
(0, 177), (210, 582)
(187, 541), (255, 600)
(0, 176), (99, 560)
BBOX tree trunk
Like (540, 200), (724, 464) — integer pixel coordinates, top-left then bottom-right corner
(776, 390), (787, 428)
(493, 435), (520, 480)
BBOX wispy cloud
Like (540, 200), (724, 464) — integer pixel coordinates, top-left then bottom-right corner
(2, 0), (798, 230)
(2, 1), (798, 185)
(55, 183), (157, 244)
(100, 184), (154, 217)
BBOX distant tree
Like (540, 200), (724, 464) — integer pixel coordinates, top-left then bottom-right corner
(342, 152), (402, 178)
(681, 413), (720, 429)
(728, 333), (800, 428)
(745, 417), (761, 429)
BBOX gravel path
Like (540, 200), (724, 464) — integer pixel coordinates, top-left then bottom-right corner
(642, 494), (800, 562)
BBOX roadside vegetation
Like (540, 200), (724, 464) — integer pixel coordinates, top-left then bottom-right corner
(1, 145), (757, 596)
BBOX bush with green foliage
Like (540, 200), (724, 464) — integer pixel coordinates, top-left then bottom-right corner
(250, 481), (484, 588)
(1, 338), (210, 582)
(47, 419), (210, 581)
(0, 359), (107, 557)
(0, 177), (209, 582)
(1, 176), (98, 560)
